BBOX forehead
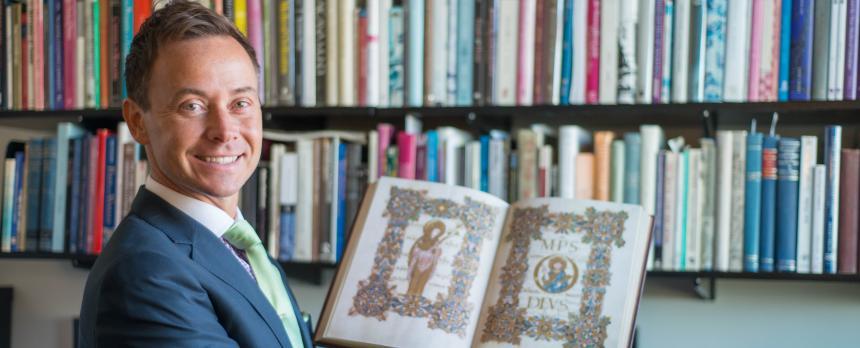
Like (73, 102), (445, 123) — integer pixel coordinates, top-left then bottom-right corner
(149, 36), (257, 88)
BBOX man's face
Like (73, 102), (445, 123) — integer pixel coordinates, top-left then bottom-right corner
(124, 36), (262, 215)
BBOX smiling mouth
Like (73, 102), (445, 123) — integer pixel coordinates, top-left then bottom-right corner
(197, 155), (242, 164)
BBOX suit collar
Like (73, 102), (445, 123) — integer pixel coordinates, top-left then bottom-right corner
(129, 188), (293, 347)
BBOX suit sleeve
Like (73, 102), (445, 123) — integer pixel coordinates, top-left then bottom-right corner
(94, 251), (239, 348)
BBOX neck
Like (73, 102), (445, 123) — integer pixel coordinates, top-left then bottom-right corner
(149, 170), (239, 219)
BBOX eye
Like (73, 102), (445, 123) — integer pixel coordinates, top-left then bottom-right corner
(180, 101), (205, 113)
(234, 99), (251, 109)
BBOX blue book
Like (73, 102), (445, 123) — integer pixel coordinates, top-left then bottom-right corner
(679, 150), (690, 271)
(12, 151), (25, 252)
(336, 142), (347, 260)
(654, 151), (666, 266)
(789, 0), (814, 100)
(69, 138), (84, 254)
(279, 207), (295, 261)
(53, 0), (64, 108)
(776, 138), (800, 272)
(662, 0), (675, 101)
(823, 125), (842, 273)
(405, 0), (424, 106)
(759, 135), (780, 272)
(103, 135), (117, 244)
(560, 0), (574, 105)
(778, 0), (793, 100)
(455, 0), (474, 105)
(53, 123), (85, 252)
(480, 135), (489, 192)
(623, 132), (641, 204)
(703, 0), (727, 101)
(26, 139), (44, 251)
(744, 132), (764, 272)
(425, 130), (438, 182)
(39, 138), (57, 252)
(80, 136), (93, 254)
(121, 0), (133, 98)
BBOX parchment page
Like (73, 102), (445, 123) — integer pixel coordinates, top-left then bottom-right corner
(472, 198), (650, 348)
(319, 177), (509, 347)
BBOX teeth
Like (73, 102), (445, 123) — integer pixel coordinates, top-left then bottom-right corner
(201, 156), (239, 164)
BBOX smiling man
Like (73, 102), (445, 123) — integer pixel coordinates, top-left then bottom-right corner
(78, 1), (311, 347)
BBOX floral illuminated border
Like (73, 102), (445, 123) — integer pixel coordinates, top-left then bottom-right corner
(480, 206), (628, 347)
(348, 185), (499, 337)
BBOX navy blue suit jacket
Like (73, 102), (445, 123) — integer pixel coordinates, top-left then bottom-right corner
(79, 188), (312, 347)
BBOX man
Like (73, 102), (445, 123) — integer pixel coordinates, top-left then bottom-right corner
(78, 1), (311, 347)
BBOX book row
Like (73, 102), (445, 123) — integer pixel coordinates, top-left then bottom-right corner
(5, 0), (860, 110)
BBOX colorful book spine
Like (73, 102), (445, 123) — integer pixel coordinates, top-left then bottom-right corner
(560, 0), (573, 104)
(676, 149), (689, 270)
(660, 0), (674, 104)
(760, 135), (779, 272)
(623, 132), (641, 204)
(688, 0), (706, 101)
(823, 125), (842, 273)
(336, 143), (347, 260)
(515, 0), (535, 105)
(389, 6), (405, 107)
(68, 138), (83, 253)
(748, 0), (763, 101)
(397, 132), (417, 179)
(12, 151), (25, 251)
(480, 135), (490, 192)
(445, 0), (459, 105)
(744, 131), (763, 272)
(455, 0), (474, 106)
(63, 0), (76, 108)
(425, 130), (438, 182)
(376, 123), (394, 177)
(584, 0), (600, 104)
(811, 0), (831, 100)
(39, 139), (57, 252)
(46, 0), (56, 109)
(1, 158), (15, 252)
(703, 0), (727, 101)
(776, 138), (800, 272)
(778, 0), (792, 100)
(652, 0), (664, 103)
(594, 131), (614, 201)
(845, 0), (860, 99)
(103, 135), (117, 243)
(837, 149), (859, 274)
(758, 0), (781, 101)
(789, 0), (814, 100)
(92, 129), (108, 253)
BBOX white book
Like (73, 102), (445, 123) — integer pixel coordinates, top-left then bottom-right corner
(617, 0), (640, 103)
(715, 131), (733, 272)
(295, 139), (315, 261)
(729, 130), (747, 272)
(686, 148), (703, 271)
(427, 0), (449, 105)
(828, 0), (846, 100)
(437, 127), (472, 185)
(723, 0), (751, 101)
(539, 145), (553, 196)
(662, 151), (678, 271)
(326, 0), (339, 105)
(600, 0), (620, 104)
(280, 152), (298, 256)
(811, 164), (826, 274)
(570, 0), (588, 104)
(268, 143), (285, 259)
(488, 138), (509, 199)
(517, 0), (536, 106)
(671, 0), (690, 103)
(796, 136), (818, 273)
(339, 0), (357, 106)
(551, 0), (565, 104)
(368, 130), (379, 183)
(301, 0), (317, 106)
(367, 0), (381, 106)
(377, 0), (392, 107)
(661, 0), (674, 104)
(641, 125), (664, 269)
(446, 0), (459, 105)
(328, 137), (342, 263)
(464, 141), (481, 190)
(558, 125), (589, 198)
(758, 0), (778, 101)
(494, 0), (519, 105)
(637, 0), (656, 103)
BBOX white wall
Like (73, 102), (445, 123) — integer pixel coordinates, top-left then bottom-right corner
(2, 260), (858, 348)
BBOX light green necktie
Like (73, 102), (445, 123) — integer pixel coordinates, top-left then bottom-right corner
(224, 219), (304, 348)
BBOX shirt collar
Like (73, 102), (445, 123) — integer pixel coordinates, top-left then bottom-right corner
(145, 176), (242, 238)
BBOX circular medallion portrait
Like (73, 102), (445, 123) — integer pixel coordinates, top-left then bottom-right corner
(533, 254), (579, 294)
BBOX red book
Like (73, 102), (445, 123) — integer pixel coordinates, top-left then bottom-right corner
(358, 11), (368, 106)
(91, 129), (110, 253)
(33, 0), (44, 110)
(133, 0), (151, 35)
(63, 0), (76, 108)
(838, 149), (860, 274)
(397, 132), (417, 179)
(377, 123), (395, 177)
(585, 0), (601, 104)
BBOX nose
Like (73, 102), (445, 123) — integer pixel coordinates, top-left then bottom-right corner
(205, 105), (240, 143)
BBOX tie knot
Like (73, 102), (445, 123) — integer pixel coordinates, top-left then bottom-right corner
(223, 219), (262, 250)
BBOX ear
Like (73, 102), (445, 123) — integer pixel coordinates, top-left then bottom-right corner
(123, 98), (149, 145)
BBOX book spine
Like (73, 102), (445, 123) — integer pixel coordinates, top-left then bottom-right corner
(12, 151), (25, 251)
(92, 129), (108, 253)
(560, 0), (573, 104)
(108, 0), (120, 106)
(120, 0), (131, 99)
(424, 0), (445, 105)
(389, 7), (405, 107)
(623, 132), (641, 204)
(40, 139), (56, 252)
(688, 0), (706, 102)
(584, 0), (599, 104)
(617, 0), (638, 103)
(570, 0), (586, 104)
(652, 0), (664, 103)
(45, 0), (55, 109)
(776, 138), (800, 272)
(747, 0), (763, 101)
(653, 151), (666, 268)
(729, 131), (748, 272)
(598, 0), (617, 104)
(661, 0), (674, 104)
(102, 135), (117, 243)
(715, 131), (733, 271)
(1, 159), (15, 252)
(594, 131), (614, 201)
(488, 138), (508, 199)
(516, 129), (538, 200)
(493, 0), (518, 105)
(757, 0), (780, 101)
(396, 132), (417, 179)
(26, 139), (42, 251)
(90, 0), (100, 108)
(823, 125), (842, 273)
(277, 0), (294, 105)
(425, 130), (438, 182)
(828, 0), (846, 100)
(376, 123), (394, 178)
(744, 132), (763, 272)
(357, 10), (368, 106)
(545, 0), (563, 104)
(444, 0), (458, 105)
(314, 0), (326, 105)
(675, 150), (689, 270)
(34, 0), (44, 110)
(515, 0), (534, 105)
(640, 125), (663, 216)
(455, 0), (474, 106)
(637, 0), (655, 103)
(846, 0), (860, 100)
(324, 0), (337, 105)
(671, 0), (690, 102)
(405, 0), (423, 106)
(367, 0), (380, 107)
(480, 136), (490, 192)
(533, 0), (545, 103)
(724, 0), (753, 97)
(811, 164), (826, 273)
(610, 139), (625, 203)
(701, 138), (718, 270)
(575, 153), (594, 199)
(62, 0), (75, 108)
(662, 151), (678, 270)
(811, 0), (831, 100)
(837, 149), (859, 273)
(789, 0), (814, 101)
(796, 136), (817, 273)
(686, 148), (703, 270)
(538, 145), (552, 196)
(558, 125), (582, 198)
(703, 0), (727, 101)
(377, 0), (390, 107)
(473, 0), (487, 105)
(760, 135), (779, 272)
(778, 0), (792, 100)
(335, 143), (347, 260)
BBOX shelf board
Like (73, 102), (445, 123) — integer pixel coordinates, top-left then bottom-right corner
(647, 271), (860, 282)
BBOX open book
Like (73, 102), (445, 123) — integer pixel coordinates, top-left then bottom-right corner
(315, 177), (652, 347)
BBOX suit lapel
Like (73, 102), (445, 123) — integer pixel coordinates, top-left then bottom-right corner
(130, 189), (290, 348)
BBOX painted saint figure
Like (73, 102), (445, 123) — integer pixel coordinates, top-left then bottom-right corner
(541, 256), (575, 294)
(406, 220), (450, 297)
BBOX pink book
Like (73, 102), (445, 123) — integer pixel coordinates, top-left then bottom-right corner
(247, 0), (263, 103)
(415, 135), (427, 180)
(63, 0), (76, 109)
(764, 0), (782, 101)
(575, 153), (595, 199)
(377, 123), (395, 178)
(397, 132), (417, 179)
(585, 0), (600, 104)
(747, 0), (764, 102)
(34, 0), (44, 110)
(516, 0), (536, 105)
